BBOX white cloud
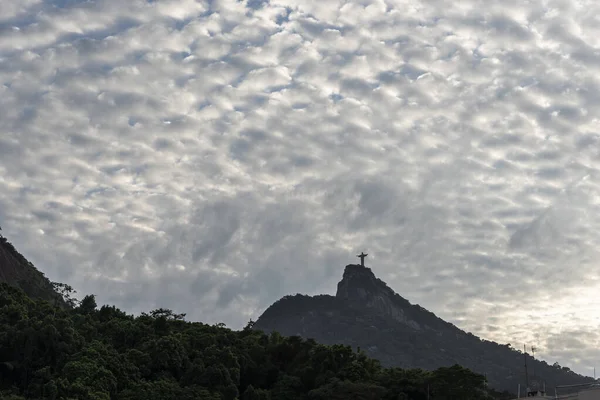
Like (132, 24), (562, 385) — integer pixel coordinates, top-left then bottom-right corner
(2, 0), (600, 376)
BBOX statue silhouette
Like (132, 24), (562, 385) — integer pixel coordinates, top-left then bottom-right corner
(357, 252), (368, 266)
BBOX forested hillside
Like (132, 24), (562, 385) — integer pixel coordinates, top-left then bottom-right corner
(0, 282), (515, 400)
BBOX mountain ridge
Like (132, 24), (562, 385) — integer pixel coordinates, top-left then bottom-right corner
(255, 263), (594, 394)
(0, 228), (63, 305)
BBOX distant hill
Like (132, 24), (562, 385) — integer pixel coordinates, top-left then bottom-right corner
(254, 263), (594, 395)
(0, 227), (64, 306)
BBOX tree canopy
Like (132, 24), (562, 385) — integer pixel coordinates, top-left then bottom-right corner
(0, 282), (513, 399)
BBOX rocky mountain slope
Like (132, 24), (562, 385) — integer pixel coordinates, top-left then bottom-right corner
(254, 264), (594, 394)
(0, 228), (63, 305)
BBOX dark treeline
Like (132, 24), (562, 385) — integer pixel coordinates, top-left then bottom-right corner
(0, 282), (514, 400)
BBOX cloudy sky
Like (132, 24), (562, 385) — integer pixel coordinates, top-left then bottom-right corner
(2, 0), (600, 376)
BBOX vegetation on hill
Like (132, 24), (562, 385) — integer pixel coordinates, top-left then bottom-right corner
(255, 293), (593, 394)
(0, 282), (515, 400)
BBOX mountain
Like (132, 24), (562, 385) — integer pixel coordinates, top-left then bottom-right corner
(0, 228), (63, 305)
(0, 237), (508, 400)
(254, 263), (594, 394)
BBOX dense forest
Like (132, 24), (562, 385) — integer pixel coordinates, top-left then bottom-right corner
(0, 282), (516, 400)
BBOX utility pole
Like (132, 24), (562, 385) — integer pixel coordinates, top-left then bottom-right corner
(531, 346), (536, 381)
(524, 344), (529, 391)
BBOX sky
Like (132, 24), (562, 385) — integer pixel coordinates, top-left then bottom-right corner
(2, 0), (600, 377)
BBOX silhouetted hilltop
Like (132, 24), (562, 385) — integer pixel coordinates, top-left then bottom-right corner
(337, 264), (456, 332)
(0, 228), (63, 305)
(255, 264), (594, 394)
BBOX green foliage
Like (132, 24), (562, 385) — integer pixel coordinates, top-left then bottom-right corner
(243, 384), (271, 400)
(429, 365), (487, 400)
(77, 294), (98, 314)
(52, 282), (78, 308)
(0, 282), (507, 399)
(308, 377), (387, 400)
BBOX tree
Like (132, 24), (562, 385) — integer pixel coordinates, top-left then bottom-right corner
(77, 294), (97, 314)
(58, 358), (117, 399)
(146, 308), (186, 321)
(242, 385), (270, 400)
(51, 281), (78, 308)
(244, 319), (256, 331)
(429, 364), (487, 400)
(308, 378), (386, 400)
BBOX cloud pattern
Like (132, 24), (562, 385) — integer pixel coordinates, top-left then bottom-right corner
(2, 0), (600, 376)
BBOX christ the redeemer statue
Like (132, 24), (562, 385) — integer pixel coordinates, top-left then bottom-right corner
(357, 252), (368, 267)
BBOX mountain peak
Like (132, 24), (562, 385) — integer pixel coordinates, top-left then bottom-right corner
(336, 264), (389, 301)
(335, 263), (418, 327)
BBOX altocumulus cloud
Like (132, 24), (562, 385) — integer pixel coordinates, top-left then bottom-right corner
(2, 0), (600, 376)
